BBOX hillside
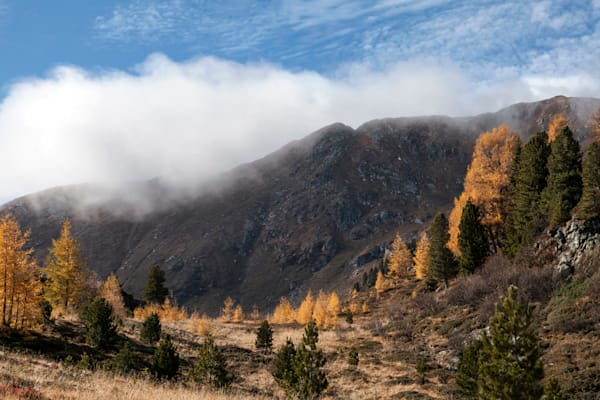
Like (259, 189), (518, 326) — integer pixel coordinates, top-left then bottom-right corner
(2, 95), (600, 314)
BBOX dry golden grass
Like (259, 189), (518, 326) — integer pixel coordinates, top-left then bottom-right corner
(0, 349), (269, 400)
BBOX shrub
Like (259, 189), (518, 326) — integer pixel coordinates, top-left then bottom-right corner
(152, 335), (180, 380)
(141, 313), (161, 344)
(111, 342), (141, 375)
(255, 320), (273, 352)
(80, 298), (118, 348)
(347, 348), (359, 366)
(191, 335), (232, 388)
(77, 352), (95, 370)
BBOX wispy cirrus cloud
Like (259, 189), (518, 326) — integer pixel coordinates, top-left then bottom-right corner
(93, 0), (600, 85)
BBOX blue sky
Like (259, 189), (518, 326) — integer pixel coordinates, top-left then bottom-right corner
(0, 0), (599, 203)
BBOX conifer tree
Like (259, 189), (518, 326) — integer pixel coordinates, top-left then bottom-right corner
(312, 291), (328, 328)
(478, 285), (544, 399)
(296, 290), (314, 325)
(152, 335), (180, 380)
(427, 212), (457, 289)
(374, 270), (387, 294)
(413, 232), (430, 280)
(505, 131), (551, 257)
(326, 292), (340, 329)
(255, 320), (273, 352)
(232, 304), (243, 322)
(45, 219), (88, 310)
(387, 233), (412, 278)
(140, 312), (161, 343)
(547, 113), (568, 143)
(273, 338), (297, 396)
(271, 297), (295, 324)
(143, 265), (168, 305)
(455, 339), (483, 399)
(577, 141), (600, 220)
(458, 199), (489, 274)
(100, 273), (127, 319)
(111, 342), (141, 375)
(192, 334), (232, 388)
(221, 296), (234, 322)
(293, 321), (328, 399)
(80, 297), (118, 348)
(542, 126), (582, 225)
(0, 214), (42, 329)
(448, 125), (520, 253)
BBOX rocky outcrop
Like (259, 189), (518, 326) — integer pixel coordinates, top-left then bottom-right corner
(540, 219), (600, 279)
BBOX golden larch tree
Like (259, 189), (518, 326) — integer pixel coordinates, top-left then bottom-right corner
(374, 271), (387, 294)
(45, 219), (88, 311)
(387, 233), (412, 279)
(413, 232), (430, 280)
(312, 291), (328, 328)
(326, 292), (340, 329)
(548, 113), (569, 143)
(232, 304), (244, 322)
(221, 296), (234, 322)
(0, 214), (42, 329)
(448, 125), (519, 253)
(100, 273), (127, 319)
(271, 296), (295, 324)
(296, 290), (314, 325)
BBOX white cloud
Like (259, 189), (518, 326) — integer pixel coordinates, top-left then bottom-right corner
(0, 54), (598, 207)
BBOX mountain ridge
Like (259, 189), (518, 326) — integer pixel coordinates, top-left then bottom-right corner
(3, 95), (600, 314)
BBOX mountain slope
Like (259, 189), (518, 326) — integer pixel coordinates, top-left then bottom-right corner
(3, 95), (599, 314)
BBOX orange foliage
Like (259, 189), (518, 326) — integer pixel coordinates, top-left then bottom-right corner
(295, 290), (314, 325)
(0, 214), (42, 329)
(413, 231), (430, 280)
(271, 296), (295, 324)
(448, 125), (519, 253)
(548, 113), (569, 142)
(232, 304), (244, 322)
(133, 297), (187, 322)
(100, 273), (127, 319)
(312, 291), (328, 327)
(387, 233), (412, 279)
(326, 292), (340, 329)
(221, 296), (234, 322)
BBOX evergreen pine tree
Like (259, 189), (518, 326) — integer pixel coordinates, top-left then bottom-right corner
(427, 212), (457, 288)
(347, 348), (359, 366)
(255, 320), (273, 352)
(144, 266), (168, 305)
(478, 285), (544, 399)
(273, 338), (297, 396)
(505, 131), (551, 257)
(455, 339), (483, 399)
(111, 342), (141, 375)
(80, 297), (117, 348)
(458, 199), (489, 274)
(140, 312), (161, 344)
(293, 321), (328, 399)
(152, 335), (180, 380)
(192, 334), (232, 388)
(578, 141), (600, 220)
(542, 126), (582, 225)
